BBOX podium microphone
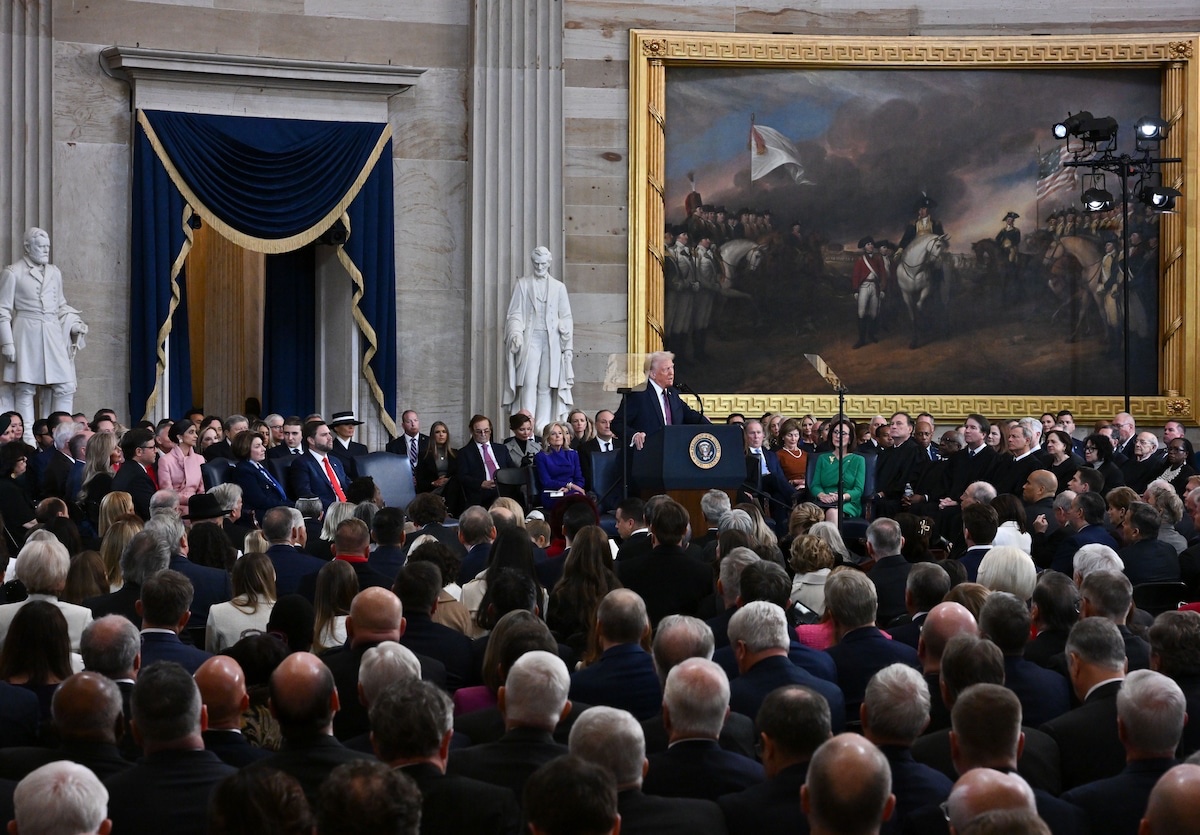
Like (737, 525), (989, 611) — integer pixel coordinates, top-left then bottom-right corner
(675, 380), (704, 415)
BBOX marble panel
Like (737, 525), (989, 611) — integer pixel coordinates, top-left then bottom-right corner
(305, 0), (471, 27)
(565, 117), (625, 148)
(562, 262), (628, 296)
(566, 234), (627, 266)
(392, 157), (469, 422)
(564, 59), (625, 90)
(52, 141), (131, 415)
(565, 204), (625, 239)
(219, 0), (303, 13)
(563, 86), (625, 120)
(565, 176), (626, 207)
(564, 145), (626, 180)
(54, 43), (138, 145)
(389, 67), (468, 163)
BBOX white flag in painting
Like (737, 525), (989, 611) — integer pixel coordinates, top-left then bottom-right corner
(749, 124), (813, 185)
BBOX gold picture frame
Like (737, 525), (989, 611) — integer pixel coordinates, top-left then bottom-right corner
(628, 31), (1198, 424)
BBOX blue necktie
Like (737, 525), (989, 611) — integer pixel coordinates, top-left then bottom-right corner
(255, 462), (287, 498)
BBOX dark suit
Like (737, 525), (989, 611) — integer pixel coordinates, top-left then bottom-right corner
(141, 630), (211, 674)
(290, 452), (351, 509)
(1025, 628), (1070, 669)
(642, 738), (764, 799)
(717, 762), (807, 835)
(253, 733), (373, 804)
(266, 444), (305, 460)
(615, 530), (653, 562)
(329, 438), (368, 479)
(728, 656), (845, 731)
(611, 383), (708, 440)
(0, 739), (132, 781)
(455, 701), (590, 748)
(1061, 757), (1177, 835)
(641, 711), (757, 759)
(169, 555), (232, 624)
(229, 460), (292, 525)
(1040, 679), (1125, 791)
(617, 545), (713, 626)
(881, 744), (953, 833)
(911, 725), (1063, 797)
(397, 761), (522, 835)
(824, 626), (921, 725)
(868, 554), (912, 626)
(626, 788), (730, 835)
(715, 639), (838, 686)
(202, 439), (234, 461)
(455, 441), (514, 508)
(1051, 524), (1119, 575)
(104, 749), (235, 835)
(84, 583), (142, 627)
(457, 542), (491, 587)
(266, 543), (326, 599)
(385, 432), (429, 460)
(568, 643), (662, 721)
(903, 780), (1085, 835)
(1004, 654), (1071, 727)
(885, 612), (927, 650)
(956, 545), (991, 583)
(111, 462), (156, 521)
(398, 612), (476, 689)
(201, 728), (271, 767)
(40, 450), (74, 500)
(1025, 496), (1057, 534)
(400, 523), (467, 563)
(368, 544), (407, 583)
(324, 641), (447, 741)
(447, 726), (567, 798)
(1120, 537), (1181, 585)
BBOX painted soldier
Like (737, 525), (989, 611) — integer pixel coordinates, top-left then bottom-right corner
(996, 211), (1021, 297)
(851, 236), (887, 349)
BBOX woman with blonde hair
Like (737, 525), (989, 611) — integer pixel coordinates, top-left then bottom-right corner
(566, 409), (595, 450)
(789, 535), (836, 615)
(243, 530), (269, 555)
(98, 517), (142, 591)
(78, 432), (121, 535)
(534, 421), (585, 509)
(808, 521), (852, 565)
(312, 559), (358, 652)
(97, 492), (134, 539)
(205, 552), (277, 652)
(311, 502), (356, 562)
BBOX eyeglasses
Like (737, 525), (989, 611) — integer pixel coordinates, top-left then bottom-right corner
(140, 444), (157, 451)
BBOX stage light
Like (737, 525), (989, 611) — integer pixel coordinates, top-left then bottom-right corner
(1081, 187), (1114, 212)
(1077, 115), (1118, 143)
(1135, 116), (1169, 142)
(1139, 185), (1181, 212)
(1053, 111), (1094, 140)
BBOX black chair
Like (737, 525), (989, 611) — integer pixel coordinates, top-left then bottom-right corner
(586, 451), (622, 515)
(200, 458), (234, 491)
(354, 451), (416, 511)
(494, 467), (532, 511)
(1133, 582), (1192, 617)
(267, 457), (295, 498)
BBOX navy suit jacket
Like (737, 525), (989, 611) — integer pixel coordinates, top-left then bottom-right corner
(1004, 654), (1071, 727)
(625, 788), (731, 835)
(169, 555), (231, 625)
(111, 462), (155, 521)
(385, 432), (430, 459)
(643, 738), (764, 800)
(569, 643), (663, 721)
(824, 626), (921, 725)
(290, 452), (351, 509)
(397, 761), (522, 835)
(265, 544), (326, 599)
(398, 612), (476, 689)
(455, 442), (514, 507)
(1120, 538), (1182, 585)
(229, 460), (291, 526)
(104, 749), (235, 835)
(367, 544), (407, 583)
(0, 681), (40, 749)
(446, 727), (568, 799)
(1051, 524), (1119, 575)
(1040, 679), (1126, 791)
(728, 656), (845, 731)
(617, 545), (713, 626)
(868, 554), (912, 626)
(201, 728), (271, 767)
(84, 583), (142, 627)
(882, 745), (953, 832)
(457, 542), (491, 587)
(1061, 758), (1176, 835)
(956, 545), (991, 583)
(718, 762), (808, 835)
(140, 630), (212, 675)
(611, 383), (708, 439)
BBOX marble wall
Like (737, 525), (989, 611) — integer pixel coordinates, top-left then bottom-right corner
(26, 0), (1200, 434)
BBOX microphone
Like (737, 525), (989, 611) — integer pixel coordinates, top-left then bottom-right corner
(674, 380), (705, 415)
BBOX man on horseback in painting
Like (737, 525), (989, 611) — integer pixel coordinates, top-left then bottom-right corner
(851, 236), (887, 349)
(898, 194), (945, 251)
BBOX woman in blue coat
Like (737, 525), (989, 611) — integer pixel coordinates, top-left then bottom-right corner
(534, 421), (586, 509)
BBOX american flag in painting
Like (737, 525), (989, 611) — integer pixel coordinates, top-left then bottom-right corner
(1036, 146), (1077, 201)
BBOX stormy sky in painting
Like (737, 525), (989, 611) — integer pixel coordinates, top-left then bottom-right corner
(664, 66), (1160, 247)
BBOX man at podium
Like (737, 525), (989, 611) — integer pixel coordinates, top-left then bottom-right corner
(612, 351), (710, 450)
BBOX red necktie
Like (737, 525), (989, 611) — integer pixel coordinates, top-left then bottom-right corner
(482, 444), (498, 480)
(322, 457), (347, 502)
(146, 463), (159, 490)
(662, 390), (673, 425)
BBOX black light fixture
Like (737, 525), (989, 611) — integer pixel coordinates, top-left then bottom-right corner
(1139, 185), (1182, 212)
(1135, 116), (1170, 142)
(1053, 110), (1094, 140)
(1081, 186), (1114, 212)
(1077, 115), (1118, 144)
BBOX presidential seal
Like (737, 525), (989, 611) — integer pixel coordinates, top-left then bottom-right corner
(689, 432), (722, 469)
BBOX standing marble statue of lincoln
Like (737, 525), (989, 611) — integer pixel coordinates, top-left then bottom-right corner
(504, 246), (574, 432)
(0, 227), (88, 424)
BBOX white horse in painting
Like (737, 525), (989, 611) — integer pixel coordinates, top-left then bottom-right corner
(894, 233), (949, 349)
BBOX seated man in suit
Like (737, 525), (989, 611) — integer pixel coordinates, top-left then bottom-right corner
(368, 506), (407, 584)
(137, 570), (210, 675)
(371, 678), (522, 833)
(12, 761), (111, 835)
(726, 600), (845, 728)
(611, 350), (708, 453)
(569, 590), (661, 722)
(524, 756), (620, 835)
(104, 661), (236, 834)
(448, 651), (570, 798)
(978, 592), (1070, 727)
(290, 420), (352, 510)
(85, 530), (170, 627)
(393, 561), (474, 689)
(956, 501), (999, 582)
(1051, 491), (1119, 575)
(617, 499), (712, 627)
(614, 497), (650, 563)
(915, 602), (980, 734)
(1026, 569), (1080, 669)
(194, 655), (271, 768)
(823, 569), (920, 726)
(266, 415), (306, 459)
(885, 562), (951, 650)
(1080, 569), (1151, 672)
(1119, 501), (1181, 585)
(1062, 669), (1184, 835)
(1149, 610), (1200, 759)
(865, 517), (911, 627)
(110, 427), (158, 522)
(741, 419), (792, 529)
(1041, 617), (1129, 792)
(253, 651), (374, 804)
(570, 705), (728, 835)
(262, 507), (326, 600)
(801, 733), (896, 835)
(1140, 763), (1200, 834)
(641, 657), (764, 800)
(717, 685), (831, 835)
(326, 518), (391, 594)
(144, 513), (231, 626)
(455, 414), (514, 509)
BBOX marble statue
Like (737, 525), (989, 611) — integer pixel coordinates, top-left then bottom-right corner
(0, 228), (88, 424)
(503, 246), (574, 432)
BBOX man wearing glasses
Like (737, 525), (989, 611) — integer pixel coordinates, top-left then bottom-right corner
(110, 428), (158, 521)
(456, 415), (513, 508)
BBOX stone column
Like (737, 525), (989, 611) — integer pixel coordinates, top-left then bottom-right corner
(1, 0), (53, 269)
(468, 0), (564, 427)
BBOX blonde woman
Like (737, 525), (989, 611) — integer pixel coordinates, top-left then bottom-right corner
(98, 518), (143, 591)
(205, 552), (277, 652)
(534, 421), (585, 509)
(789, 535), (836, 616)
(97, 492), (134, 539)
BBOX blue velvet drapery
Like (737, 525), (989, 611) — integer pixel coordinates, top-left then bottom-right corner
(130, 109), (397, 431)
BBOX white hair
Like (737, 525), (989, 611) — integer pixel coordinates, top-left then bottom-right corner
(727, 600), (790, 653)
(503, 650), (570, 731)
(569, 706), (646, 788)
(718, 547), (760, 607)
(358, 641), (421, 705)
(663, 657), (729, 739)
(977, 546), (1037, 601)
(13, 761), (109, 835)
(1118, 669), (1187, 755)
(864, 664), (930, 743)
(15, 538), (70, 595)
(1073, 543), (1123, 579)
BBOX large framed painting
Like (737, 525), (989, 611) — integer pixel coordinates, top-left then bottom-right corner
(628, 32), (1198, 423)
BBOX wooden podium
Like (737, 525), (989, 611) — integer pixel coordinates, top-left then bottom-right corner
(633, 425), (746, 535)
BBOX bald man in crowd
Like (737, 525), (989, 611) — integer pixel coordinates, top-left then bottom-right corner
(916, 602), (979, 733)
(801, 734), (895, 835)
(194, 655), (270, 767)
(1139, 763), (1200, 834)
(944, 769), (1036, 835)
